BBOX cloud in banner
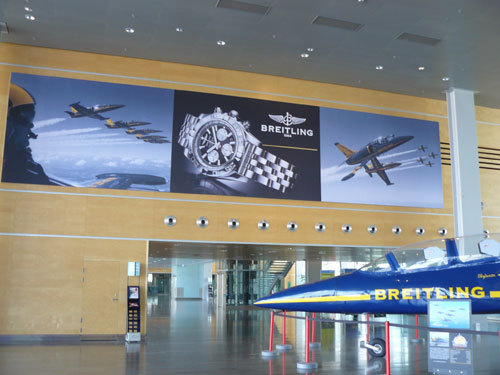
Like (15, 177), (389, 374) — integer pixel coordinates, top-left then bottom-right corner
(38, 127), (102, 137)
(75, 160), (87, 166)
(33, 117), (67, 129)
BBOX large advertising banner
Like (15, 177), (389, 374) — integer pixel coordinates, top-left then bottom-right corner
(320, 107), (443, 208)
(3, 73), (173, 191)
(170, 90), (322, 201)
(2, 72), (443, 208)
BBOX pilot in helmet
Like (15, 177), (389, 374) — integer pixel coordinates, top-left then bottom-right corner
(2, 84), (53, 184)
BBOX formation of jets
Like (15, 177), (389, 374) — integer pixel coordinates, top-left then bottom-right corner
(334, 134), (440, 186)
(335, 134), (413, 185)
(65, 102), (170, 144)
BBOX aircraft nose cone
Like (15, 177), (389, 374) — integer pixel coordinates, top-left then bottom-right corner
(254, 279), (337, 312)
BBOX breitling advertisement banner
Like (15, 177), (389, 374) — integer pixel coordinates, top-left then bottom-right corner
(2, 72), (443, 208)
(169, 90), (322, 201)
(320, 107), (443, 208)
(3, 73), (173, 192)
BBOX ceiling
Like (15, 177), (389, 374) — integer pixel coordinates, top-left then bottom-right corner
(148, 240), (387, 268)
(1, 0), (500, 108)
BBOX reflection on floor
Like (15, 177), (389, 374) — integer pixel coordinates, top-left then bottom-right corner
(1, 295), (500, 374)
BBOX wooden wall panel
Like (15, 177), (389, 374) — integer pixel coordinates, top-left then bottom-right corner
(1, 43), (500, 335)
(0, 236), (147, 335)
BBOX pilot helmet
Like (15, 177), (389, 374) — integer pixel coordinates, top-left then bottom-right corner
(8, 84), (36, 124)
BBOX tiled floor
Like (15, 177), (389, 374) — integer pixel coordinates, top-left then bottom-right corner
(1, 295), (499, 374)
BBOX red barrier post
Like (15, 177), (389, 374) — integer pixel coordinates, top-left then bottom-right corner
(305, 315), (310, 363)
(311, 312), (316, 343)
(498, 330), (500, 352)
(282, 310), (287, 345)
(385, 321), (391, 375)
(269, 311), (275, 351)
(415, 314), (419, 340)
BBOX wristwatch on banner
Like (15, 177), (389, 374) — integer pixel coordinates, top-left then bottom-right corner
(178, 107), (297, 193)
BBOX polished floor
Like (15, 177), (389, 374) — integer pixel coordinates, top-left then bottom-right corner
(1, 295), (500, 374)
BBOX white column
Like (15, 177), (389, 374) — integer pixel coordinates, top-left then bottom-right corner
(446, 88), (483, 243)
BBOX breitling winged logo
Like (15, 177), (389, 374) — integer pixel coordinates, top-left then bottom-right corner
(268, 112), (306, 127)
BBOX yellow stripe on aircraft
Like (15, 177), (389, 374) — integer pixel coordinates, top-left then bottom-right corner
(490, 291), (500, 298)
(254, 294), (370, 305)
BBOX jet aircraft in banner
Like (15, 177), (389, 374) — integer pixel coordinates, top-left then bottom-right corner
(429, 152), (438, 159)
(426, 161), (434, 167)
(125, 129), (162, 135)
(65, 102), (125, 120)
(418, 145), (428, 152)
(105, 119), (151, 128)
(136, 134), (170, 144)
(335, 134), (413, 185)
(255, 234), (500, 356)
(417, 157), (426, 164)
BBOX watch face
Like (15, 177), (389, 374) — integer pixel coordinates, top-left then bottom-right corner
(193, 119), (240, 176)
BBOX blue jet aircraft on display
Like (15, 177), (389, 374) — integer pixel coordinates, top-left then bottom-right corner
(335, 134), (413, 185)
(255, 234), (500, 356)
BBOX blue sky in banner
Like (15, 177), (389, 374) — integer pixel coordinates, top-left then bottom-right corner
(320, 107), (443, 208)
(11, 73), (174, 191)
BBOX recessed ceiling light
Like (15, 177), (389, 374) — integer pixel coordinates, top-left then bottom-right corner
(24, 14), (35, 21)
(301, 53), (309, 58)
(442, 76), (450, 81)
(375, 65), (383, 70)
(217, 40), (226, 46)
(24, 6), (32, 12)
(307, 47), (314, 52)
(176, 27), (183, 32)
(418, 66), (425, 71)
(125, 27), (135, 33)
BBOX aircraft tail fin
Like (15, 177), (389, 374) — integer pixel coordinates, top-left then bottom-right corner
(65, 111), (76, 117)
(106, 118), (115, 126)
(334, 142), (355, 158)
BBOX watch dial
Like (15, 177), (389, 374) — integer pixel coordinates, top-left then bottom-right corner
(194, 121), (238, 171)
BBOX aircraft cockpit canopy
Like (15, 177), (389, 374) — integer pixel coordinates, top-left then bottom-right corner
(372, 134), (395, 145)
(359, 233), (500, 273)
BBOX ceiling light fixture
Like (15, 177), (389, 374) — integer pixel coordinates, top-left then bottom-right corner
(301, 53), (309, 58)
(307, 47), (314, 52)
(217, 40), (226, 46)
(125, 27), (135, 33)
(176, 27), (183, 32)
(418, 66), (425, 71)
(442, 76), (450, 81)
(24, 14), (35, 20)
(375, 65), (383, 70)
(24, 6), (32, 12)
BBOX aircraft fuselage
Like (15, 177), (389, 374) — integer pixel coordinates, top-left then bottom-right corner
(345, 135), (413, 166)
(255, 259), (500, 314)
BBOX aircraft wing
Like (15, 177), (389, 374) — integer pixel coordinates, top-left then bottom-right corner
(369, 157), (393, 186)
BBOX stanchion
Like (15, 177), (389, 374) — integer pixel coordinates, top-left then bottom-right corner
(498, 330), (500, 352)
(309, 312), (321, 349)
(366, 313), (370, 342)
(410, 314), (424, 343)
(385, 321), (391, 375)
(297, 314), (318, 371)
(262, 311), (278, 357)
(276, 310), (292, 351)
